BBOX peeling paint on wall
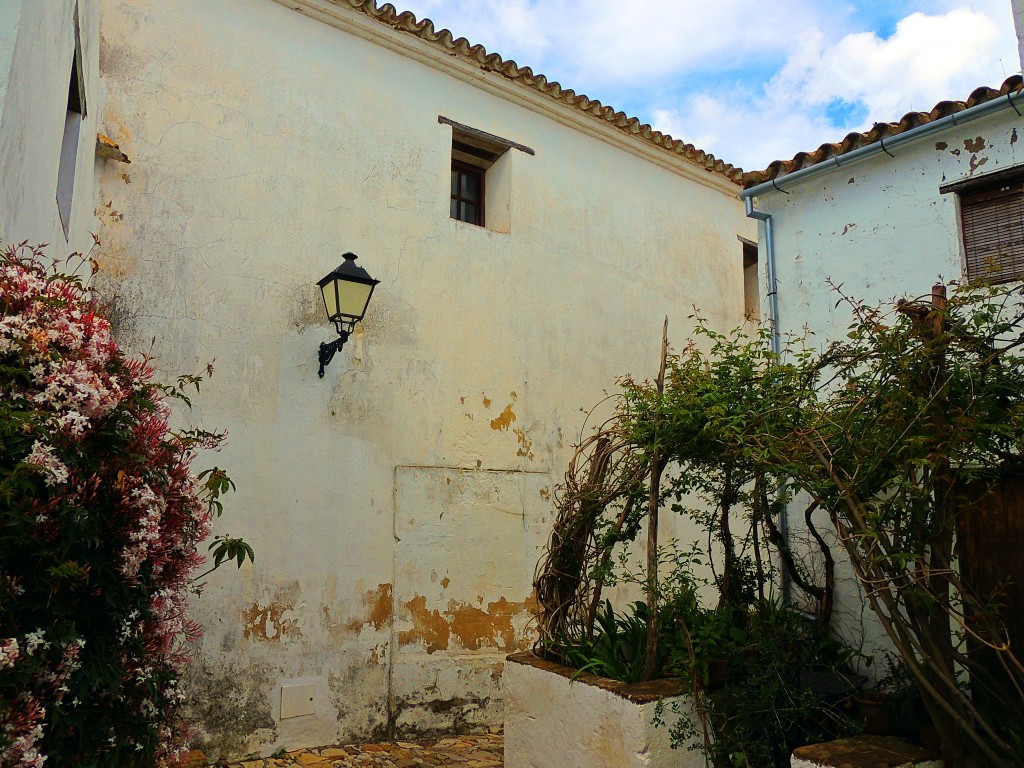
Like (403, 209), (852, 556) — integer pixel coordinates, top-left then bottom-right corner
(242, 582), (303, 642)
(398, 593), (537, 654)
(513, 428), (534, 460)
(368, 642), (388, 666)
(324, 583), (393, 642)
(489, 393), (517, 431)
(964, 136), (986, 152)
(243, 602), (302, 642)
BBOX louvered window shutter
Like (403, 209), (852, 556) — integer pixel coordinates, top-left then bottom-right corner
(961, 178), (1024, 284)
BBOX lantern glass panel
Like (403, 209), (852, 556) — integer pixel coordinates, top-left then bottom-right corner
(321, 281), (339, 319)
(336, 279), (374, 320)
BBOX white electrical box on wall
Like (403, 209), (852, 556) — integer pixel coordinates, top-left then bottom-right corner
(280, 682), (317, 719)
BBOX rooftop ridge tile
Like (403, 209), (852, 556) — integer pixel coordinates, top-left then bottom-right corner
(743, 75), (1024, 189)
(322, 0), (745, 183)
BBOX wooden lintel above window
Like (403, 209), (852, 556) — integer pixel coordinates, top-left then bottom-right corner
(95, 134), (130, 164)
(438, 116), (535, 156)
(940, 165), (1023, 195)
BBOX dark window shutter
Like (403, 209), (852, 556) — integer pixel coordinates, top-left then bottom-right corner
(961, 178), (1024, 284)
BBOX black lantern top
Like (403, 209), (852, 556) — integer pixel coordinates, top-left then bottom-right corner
(317, 253), (380, 335)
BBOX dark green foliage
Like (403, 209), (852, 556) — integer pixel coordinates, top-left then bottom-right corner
(667, 600), (861, 768)
(554, 601), (657, 683)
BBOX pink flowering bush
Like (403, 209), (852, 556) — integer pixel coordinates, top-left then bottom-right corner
(0, 245), (250, 767)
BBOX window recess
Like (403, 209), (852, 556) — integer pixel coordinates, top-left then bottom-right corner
(739, 236), (760, 320)
(439, 116), (533, 231)
(57, 5), (87, 240)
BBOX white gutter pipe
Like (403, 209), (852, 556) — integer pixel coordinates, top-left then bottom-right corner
(743, 196), (789, 603)
(740, 88), (1024, 201)
(744, 197), (780, 358)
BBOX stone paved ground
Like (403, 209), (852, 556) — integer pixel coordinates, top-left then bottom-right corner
(223, 731), (503, 768)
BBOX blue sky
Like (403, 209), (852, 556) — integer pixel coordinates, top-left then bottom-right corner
(393, 0), (1021, 171)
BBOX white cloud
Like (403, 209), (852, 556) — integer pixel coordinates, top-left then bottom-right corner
(393, 0), (1020, 171)
(650, 5), (1020, 170)
(396, 0), (831, 88)
(773, 8), (1012, 117)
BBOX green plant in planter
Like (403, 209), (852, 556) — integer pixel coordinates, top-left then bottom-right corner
(668, 600), (862, 768)
(550, 545), (708, 684)
(555, 600), (653, 683)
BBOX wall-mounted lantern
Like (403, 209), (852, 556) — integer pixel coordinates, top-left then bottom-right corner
(316, 253), (380, 378)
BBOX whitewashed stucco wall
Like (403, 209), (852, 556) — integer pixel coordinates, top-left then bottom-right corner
(748, 106), (1024, 673)
(94, 0), (753, 758)
(0, 0), (100, 254)
(757, 109), (1022, 340)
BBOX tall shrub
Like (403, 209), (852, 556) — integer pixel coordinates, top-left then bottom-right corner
(0, 245), (246, 767)
(767, 283), (1024, 767)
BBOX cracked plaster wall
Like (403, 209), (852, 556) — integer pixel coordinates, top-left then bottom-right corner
(753, 108), (1024, 678)
(94, 0), (753, 759)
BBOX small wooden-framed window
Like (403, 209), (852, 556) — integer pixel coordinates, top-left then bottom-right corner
(451, 160), (484, 226)
(440, 116), (534, 231)
(942, 167), (1024, 284)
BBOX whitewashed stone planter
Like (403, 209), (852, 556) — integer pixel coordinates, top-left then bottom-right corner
(503, 652), (704, 768)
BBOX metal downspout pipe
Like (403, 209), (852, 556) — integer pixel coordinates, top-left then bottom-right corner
(744, 197), (781, 359)
(744, 196), (791, 604)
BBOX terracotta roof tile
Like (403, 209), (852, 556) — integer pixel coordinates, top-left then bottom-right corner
(743, 75), (1024, 189)
(323, 0), (744, 184)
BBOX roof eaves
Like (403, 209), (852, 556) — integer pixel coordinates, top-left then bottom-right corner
(743, 75), (1024, 189)
(307, 0), (745, 184)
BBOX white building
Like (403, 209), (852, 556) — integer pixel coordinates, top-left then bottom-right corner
(84, 0), (753, 758)
(740, 74), (1024, 667)
(14, 0), (1023, 761)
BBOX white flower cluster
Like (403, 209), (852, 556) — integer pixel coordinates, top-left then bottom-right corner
(23, 630), (48, 655)
(9, 730), (46, 768)
(120, 483), (165, 578)
(1, 695), (47, 768)
(24, 441), (69, 487)
(1, 261), (127, 445)
(0, 637), (20, 669)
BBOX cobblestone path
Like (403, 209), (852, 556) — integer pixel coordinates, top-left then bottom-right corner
(226, 731), (503, 768)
